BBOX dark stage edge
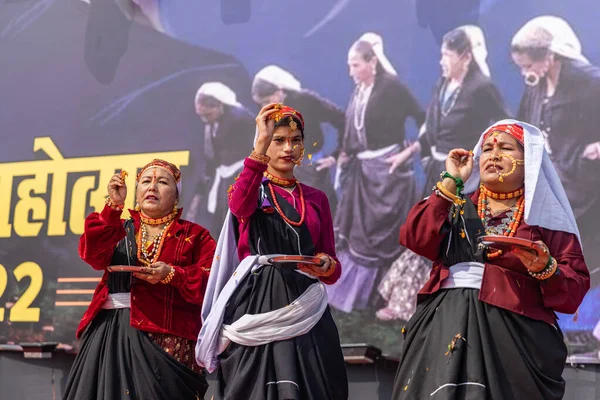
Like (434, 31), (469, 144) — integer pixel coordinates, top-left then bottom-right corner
(1, 344), (599, 399)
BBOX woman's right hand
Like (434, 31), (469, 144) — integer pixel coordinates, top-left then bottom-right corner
(254, 103), (280, 155)
(443, 148), (473, 192)
(107, 173), (127, 206)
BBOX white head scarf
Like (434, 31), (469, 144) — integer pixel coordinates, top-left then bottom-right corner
(511, 16), (589, 64)
(464, 119), (581, 244)
(254, 65), (302, 92)
(461, 25), (491, 77)
(357, 32), (397, 76)
(195, 82), (241, 107)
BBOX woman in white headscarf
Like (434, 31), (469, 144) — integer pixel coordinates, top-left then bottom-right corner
(183, 82), (255, 233)
(375, 25), (509, 321)
(391, 120), (589, 399)
(326, 32), (425, 313)
(512, 15), (600, 288)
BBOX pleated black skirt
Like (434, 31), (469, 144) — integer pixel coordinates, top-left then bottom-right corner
(215, 265), (348, 400)
(392, 288), (568, 400)
(62, 308), (208, 400)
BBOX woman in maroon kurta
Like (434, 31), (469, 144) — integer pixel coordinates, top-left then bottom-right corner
(63, 159), (216, 400)
(201, 103), (348, 400)
(392, 120), (590, 399)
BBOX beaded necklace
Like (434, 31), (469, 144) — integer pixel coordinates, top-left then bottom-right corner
(477, 184), (525, 258)
(267, 182), (306, 227)
(137, 222), (172, 266)
(140, 208), (178, 226)
(264, 171), (297, 188)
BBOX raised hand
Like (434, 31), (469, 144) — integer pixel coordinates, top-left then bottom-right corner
(443, 148), (473, 193)
(254, 103), (281, 155)
(107, 172), (127, 206)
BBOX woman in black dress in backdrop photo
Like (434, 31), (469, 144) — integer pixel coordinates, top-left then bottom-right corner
(376, 25), (509, 321)
(327, 32), (425, 314)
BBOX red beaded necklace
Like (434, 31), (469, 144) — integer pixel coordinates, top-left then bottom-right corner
(477, 184), (525, 258)
(264, 171), (297, 188)
(139, 208), (178, 226)
(267, 182), (306, 227)
(480, 185), (524, 200)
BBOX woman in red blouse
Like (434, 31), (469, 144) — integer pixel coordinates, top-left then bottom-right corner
(391, 120), (590, 399)
(197, 103), (348, 400)
(63, 159), (216, 400)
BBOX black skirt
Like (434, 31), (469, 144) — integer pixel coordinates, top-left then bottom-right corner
(392, 289), (568, 400)
(62, 308), (208, 400)
(215, 265), (348, 400)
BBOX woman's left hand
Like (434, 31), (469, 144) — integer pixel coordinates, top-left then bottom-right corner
(133, 261), (172, 284)
(297, 254), (334, 278)
(512, 241), (551, 273)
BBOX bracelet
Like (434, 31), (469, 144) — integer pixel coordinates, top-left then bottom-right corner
(316, 253), (337, 278)
(528, 256), (558, 280)
(249, 150), (271, 164)
(440, 171), (464, 196)
(435, 182), (465, 206)
(434, 187), (454, 203)
(160, 266), (175, 284)
(105, 197), (124, 211)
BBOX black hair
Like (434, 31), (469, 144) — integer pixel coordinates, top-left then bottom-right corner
(442, 28), (472, 56)
(197, 94), (222, 108)
(350, 40), (386, 76)
(510, 45), (551, 62)
(252, 78), (280, 99)
(274, 115), (304, 138)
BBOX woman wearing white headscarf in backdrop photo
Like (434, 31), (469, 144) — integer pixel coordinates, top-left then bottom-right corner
(375, 25), (510, 321)
(327, 32), (425, 314)
(512, 16), (600, 287)
(183, 82), (255, 233)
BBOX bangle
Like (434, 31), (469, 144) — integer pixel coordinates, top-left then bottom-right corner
(249, 150), (271, 164)
(316, 253), (337, 278)
(160, 266), (175, 284)
(528, 256), (558, 280)
(433, 187), (454, 203)
(440, 171), (464, 196)
(435, 182), (465, 206)
(105, 197), (124, 211)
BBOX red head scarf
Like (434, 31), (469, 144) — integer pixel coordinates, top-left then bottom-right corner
(482, 123), (524, 146)
(268, 103), (305, 131)
(136, 159), (181, 183)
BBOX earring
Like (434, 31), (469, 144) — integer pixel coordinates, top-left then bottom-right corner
(294, 148), (305, 166)
(173, 201), (179, 212)
(135, 203), (141, 212)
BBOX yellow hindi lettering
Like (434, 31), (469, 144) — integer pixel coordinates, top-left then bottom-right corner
(0, 174), (13, 238)
(36, 138), (68, 236)
(0, 137), (191, 237)
(69, 176), (96, 236)
(13, 172), (49, 237)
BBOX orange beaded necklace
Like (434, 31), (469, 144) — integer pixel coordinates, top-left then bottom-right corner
(267, 182), (306, 227)
(264, 171), (297, 188)
(477, 184), (525, 258)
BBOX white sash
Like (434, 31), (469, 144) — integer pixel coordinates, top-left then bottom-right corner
(207, 159), (244, 214)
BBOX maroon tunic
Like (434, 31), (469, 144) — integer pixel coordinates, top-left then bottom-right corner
(228, 157), (342, 284)
(400, 190), (590, 325)
(76, 206), (216, 340)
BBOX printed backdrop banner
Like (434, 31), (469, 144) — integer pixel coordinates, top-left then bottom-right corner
(1, 0), (599, 363)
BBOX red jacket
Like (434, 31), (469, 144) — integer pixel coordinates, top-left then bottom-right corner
(76, 205), (216, 340)
(400, 191), (590, 326)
